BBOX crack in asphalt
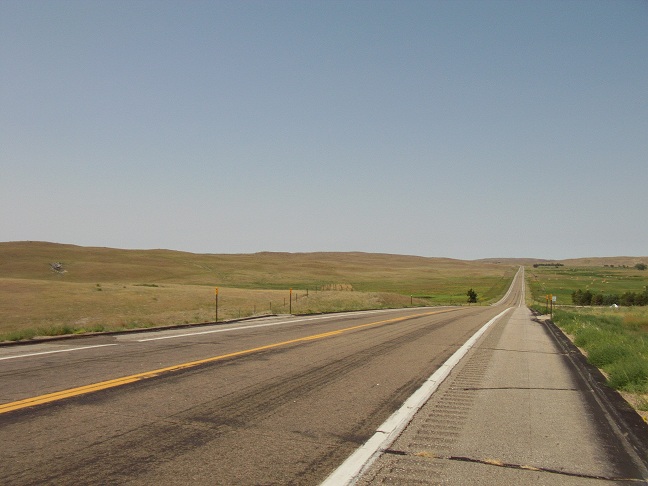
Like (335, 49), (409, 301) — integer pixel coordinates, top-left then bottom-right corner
(384, 449), (647, 483)
(459, 386), (578, 391)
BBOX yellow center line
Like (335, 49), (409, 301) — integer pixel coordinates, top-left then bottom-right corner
(0, 308), (457, 415)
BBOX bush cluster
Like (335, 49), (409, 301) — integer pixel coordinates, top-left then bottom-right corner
(572, 288), (648, 306)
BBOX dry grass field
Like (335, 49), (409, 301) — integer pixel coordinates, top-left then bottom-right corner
(526, 259), (648, 307)
(0, 241), (517, 341)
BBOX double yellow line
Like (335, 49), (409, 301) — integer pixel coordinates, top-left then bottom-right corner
(0, 308), (455, 415)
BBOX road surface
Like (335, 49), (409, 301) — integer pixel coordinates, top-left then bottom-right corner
(2, 271), (527, 484)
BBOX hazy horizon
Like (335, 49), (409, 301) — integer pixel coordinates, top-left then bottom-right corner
(3, 240), (647, 263)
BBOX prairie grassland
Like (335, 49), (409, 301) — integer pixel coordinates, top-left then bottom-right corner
(0, 242), (516, 292)
(0, 278), (419, 340)
(526, 264), (648, 306)
(0, 242), (517, 341)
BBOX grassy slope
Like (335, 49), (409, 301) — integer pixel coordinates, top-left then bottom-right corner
(1, 241), (514, 289)
(0, 241), (517, 337)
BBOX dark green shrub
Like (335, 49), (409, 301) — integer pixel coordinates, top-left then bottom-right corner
(588, 341), (631, 368)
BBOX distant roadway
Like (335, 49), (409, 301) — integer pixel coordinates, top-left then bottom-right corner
(0, 272), (525, 484)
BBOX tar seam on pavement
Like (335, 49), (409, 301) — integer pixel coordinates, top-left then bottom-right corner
(382, 449), (647, 483)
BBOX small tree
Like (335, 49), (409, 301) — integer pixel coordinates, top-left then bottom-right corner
(635, 263), (647, 271)
(620, 292), (636, 306)
(467, 288), (477, 304)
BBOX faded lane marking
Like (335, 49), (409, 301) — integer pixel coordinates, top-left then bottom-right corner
(0, 308), (457, 415)
(0, 344), (119, 361)
(135, 307), (426, 342)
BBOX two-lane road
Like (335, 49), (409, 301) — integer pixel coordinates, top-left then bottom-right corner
(0, 270), (524, 485)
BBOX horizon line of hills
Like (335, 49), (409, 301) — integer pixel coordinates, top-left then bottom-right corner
(2, 241), (646, 266)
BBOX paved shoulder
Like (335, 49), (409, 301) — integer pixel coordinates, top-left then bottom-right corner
(356, 306), (648, 485)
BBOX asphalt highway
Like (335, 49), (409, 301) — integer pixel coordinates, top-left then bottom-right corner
(0, 273), (525, 485)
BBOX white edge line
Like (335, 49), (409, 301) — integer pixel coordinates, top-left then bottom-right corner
(137, 321), (296, 341)
(136, 307), (437, 342)
(136, 314), (349, 342)
(0, 343), (119, 361)
(320, 306), (513, 486)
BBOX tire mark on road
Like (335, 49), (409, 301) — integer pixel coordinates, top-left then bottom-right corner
(5, 313), (474, 485)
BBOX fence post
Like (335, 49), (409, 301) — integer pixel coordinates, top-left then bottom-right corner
(215, 287), (219, 323)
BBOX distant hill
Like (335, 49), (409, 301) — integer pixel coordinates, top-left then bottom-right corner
(559, 256), (648, 267)
(476, 258), (549, 266)
(0, 241), (515, 294)
(478, 257), (648, 267)
(3, 241), (643, 293)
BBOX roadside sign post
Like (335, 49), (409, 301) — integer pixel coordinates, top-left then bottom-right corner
(215, 287), (219, 323)
(289, 288), (292, 314)
(547, 294), (556, 319)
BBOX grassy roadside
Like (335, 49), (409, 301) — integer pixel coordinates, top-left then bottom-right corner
(550, 308), (648, 422)
(0, 242), (518, 342)
(0, 276), (512, 342)
(0, 279), (433, 342)
(526, 264), (648, 421)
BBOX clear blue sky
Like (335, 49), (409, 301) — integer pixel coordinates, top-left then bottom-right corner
(1, 0), (646, 259)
